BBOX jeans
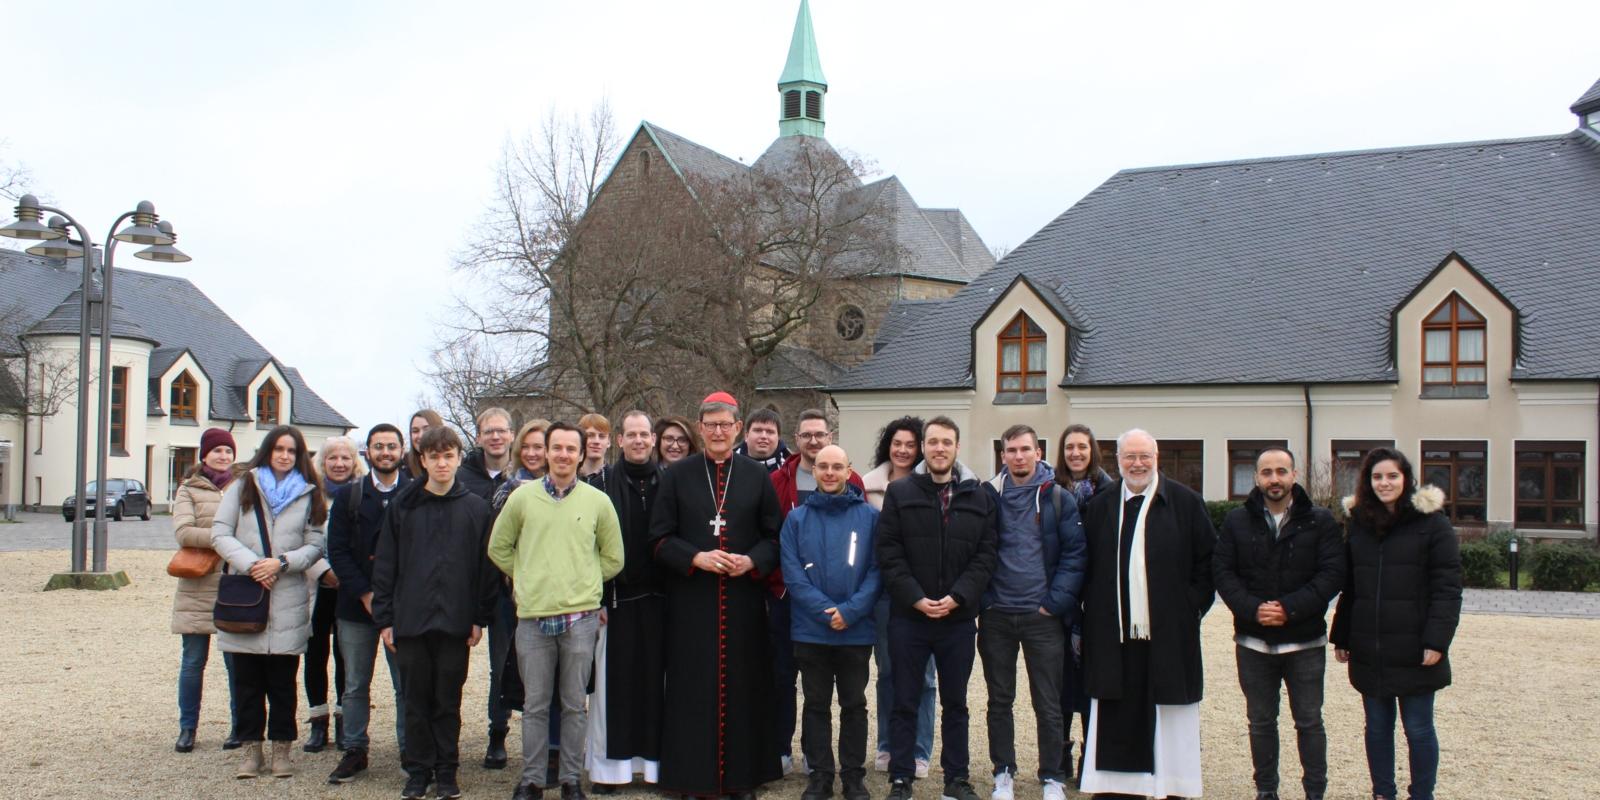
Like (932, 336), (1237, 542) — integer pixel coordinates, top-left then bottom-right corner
(177, 634), (237, 731)
(888, 614), (977, 782)
(795, 642), (872, 776)
(874, 596), (936, 760)
(486, 591), (516, 733)
(978, 609), (1066, 781)
(337, 618), (406, 752)
(1362, 692), (1438, 800)
(770, 594), (799, 758)
(516, 613), (600, 787)
(1237, 645), (1327, 797)
(395, 632), (471, 776)
(304, 585), (345, 716)
(233, 653), (300, 741)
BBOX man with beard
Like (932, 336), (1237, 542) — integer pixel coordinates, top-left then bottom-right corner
(585, 411), (669, 791)
(325, 423), (414, 784)
(877, 416), (998, 800)
(1077, 429), (1215, 800)
(1214, 448), (1343, 800)
(650, 392), (784, 799)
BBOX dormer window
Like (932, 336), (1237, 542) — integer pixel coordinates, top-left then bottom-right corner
(170, 371), (198, 422)
(256, 379), (281, 426)
(1421, 293), (1486, 398)
(1588, 110), (1600, 130)
(996, 312), (1046, 404)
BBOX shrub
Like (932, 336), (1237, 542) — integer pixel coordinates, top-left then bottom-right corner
(1483, 530), (1532, 571)
(1527, 543), (1600, 592)
(1458, 540), (1502, 588)
(1206, 501), (1243, 532)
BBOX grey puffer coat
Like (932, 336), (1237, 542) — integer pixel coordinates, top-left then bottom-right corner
(170, 474), (228, 634)
(210, 472), (326, 655)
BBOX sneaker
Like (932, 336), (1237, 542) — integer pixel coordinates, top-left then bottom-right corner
(802, 770), (835, 800)
(436, 769), (462, 800)
(990, 772), (1014, 800)
(1042, 779), (1066, 800)
(941, 778), (980, 800)
(841, 769), (870, 800)
(874, 751), (891, 773)
(1254, 793), (1279, 800)
(560, 782), (588, 800)
(512, 782), (543, 800)
(915, 759), (931, 779)
(327, 749), (368, 784)
(887, 779), (915, 800)
(401, 771), (432, 800)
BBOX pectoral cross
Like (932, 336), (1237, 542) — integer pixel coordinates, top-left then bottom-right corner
(709, 514), (727, 538)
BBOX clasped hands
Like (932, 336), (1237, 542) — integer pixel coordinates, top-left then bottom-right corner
(913, 595), (959, 619)
(1256, 600), (1288, 627)
(248, 558), (283, 589)
(693, 550), (754, 576)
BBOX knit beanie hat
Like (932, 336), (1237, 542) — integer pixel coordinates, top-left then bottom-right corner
(199, 428), (236, 460)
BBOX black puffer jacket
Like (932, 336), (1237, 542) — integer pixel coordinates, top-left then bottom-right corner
(876, 472), (999, 621)
(1214, 484), (1345, 645)
(1329, 485), (1462, 697)
(370, 480), (499, 639)
(455, 448), (509, 501)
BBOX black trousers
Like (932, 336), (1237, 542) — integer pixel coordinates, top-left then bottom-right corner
(794, 642), (872, 776)
(395, 632), (471, 776)
(233, 653), (300, 742)
(305, 585), (346, 712)
(888, 615), (977, 782)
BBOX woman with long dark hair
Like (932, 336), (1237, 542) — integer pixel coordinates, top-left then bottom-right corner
(1051, 423), (1112, 781)
(405, 409), (445, 479)
(301, 436), (362, 752)
(861, 416), (922, 511)
(653, 416), (699, 465)
(171, 428), (243, 753)
(211, 425), (329, 779)
(1330, 447), (1462, 800)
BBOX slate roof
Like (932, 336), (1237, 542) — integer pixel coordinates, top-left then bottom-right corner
(832, 129), (1600, 391)
(632, 123), (992, 284)
(1572, 77), (1600, 114)
(754, 345), (847, 391)
(873, 299), (942, 353)
(0, 248), (352, 427)
(25, 289), (159, 345)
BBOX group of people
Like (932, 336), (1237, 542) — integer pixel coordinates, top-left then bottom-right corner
(169, 392), (1463, 800)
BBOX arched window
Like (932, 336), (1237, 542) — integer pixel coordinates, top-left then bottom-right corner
(997, 311), (1046, 393)
(256, 379), (281, 426)
(638, 149), (652, 179)
(1422, 293), (1486, 396)
(170, 371), (198, 422)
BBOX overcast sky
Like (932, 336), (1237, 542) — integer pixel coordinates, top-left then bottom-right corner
(5, 1), (1596, 435)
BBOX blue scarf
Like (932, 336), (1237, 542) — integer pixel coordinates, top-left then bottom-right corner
(255, 466), (309, 518)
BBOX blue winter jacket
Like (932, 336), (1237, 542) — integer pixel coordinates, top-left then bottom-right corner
(981, 462), (1087, 622)
(780, 485), (882, 646)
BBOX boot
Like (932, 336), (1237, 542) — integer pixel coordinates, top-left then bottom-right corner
(483, 726), (509, 769)
(303, 716), (329, 753)
(235, 742), (263, 779)
(841, 768), (870, 800)
(223, 732), (243, 750)
(270, 740), (294, 778)
(802, 770), (835, 800)
(174, 728), (196, 753)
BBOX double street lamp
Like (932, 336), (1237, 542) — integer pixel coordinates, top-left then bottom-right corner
(2, 194), (190, 579)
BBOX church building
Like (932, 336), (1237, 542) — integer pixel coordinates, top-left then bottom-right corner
(831, 76), (1600, 542)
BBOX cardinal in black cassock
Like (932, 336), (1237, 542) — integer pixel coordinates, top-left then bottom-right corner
(649, 395), (784, 798)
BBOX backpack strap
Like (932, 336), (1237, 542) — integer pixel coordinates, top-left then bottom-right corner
(346, 477), (365, 529)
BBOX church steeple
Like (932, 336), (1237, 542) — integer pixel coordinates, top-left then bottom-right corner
(777, 0), (827, 138)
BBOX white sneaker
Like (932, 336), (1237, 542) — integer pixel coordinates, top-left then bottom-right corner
(915, 758), (931, 779)
(1042, 779), (1066, 800)
(990, 771), (1014, 800)
(781, 755), (793, 775)
(874, 751), (891, 772)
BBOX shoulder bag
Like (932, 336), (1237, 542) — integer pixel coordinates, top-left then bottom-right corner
(213, 499), (274, 633)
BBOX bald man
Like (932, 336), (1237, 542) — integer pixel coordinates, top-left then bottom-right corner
(779, 444), (882, 800)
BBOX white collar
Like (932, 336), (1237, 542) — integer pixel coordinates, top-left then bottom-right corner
(1121, 479), (1156, 503)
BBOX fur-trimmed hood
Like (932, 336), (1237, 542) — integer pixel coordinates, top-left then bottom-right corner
(1341, 484), (1446, 515)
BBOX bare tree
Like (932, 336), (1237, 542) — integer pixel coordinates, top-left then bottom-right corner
(0, 303), (78, 430)
(415, 330), (520, 437)
(0, 139), (29, 203)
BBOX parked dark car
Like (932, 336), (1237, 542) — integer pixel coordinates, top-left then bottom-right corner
(62, 479), (152, 522)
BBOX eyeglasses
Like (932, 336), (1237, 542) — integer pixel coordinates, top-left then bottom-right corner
(661, 435), (690, 446)
(1119, 453), (1156, 464)
(480, 428), (511, 437)
(796, 432), (831, 442)
(700, 421), (737, 431)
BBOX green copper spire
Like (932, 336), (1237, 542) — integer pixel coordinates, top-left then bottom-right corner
(777, 0), (827, 138)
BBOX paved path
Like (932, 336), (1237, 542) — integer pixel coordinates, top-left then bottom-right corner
(0, 511), (174, 552)
(1462, 587), (1600, 619)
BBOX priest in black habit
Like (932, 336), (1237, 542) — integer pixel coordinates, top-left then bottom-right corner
(650, 392), (785, 799)
(585, 410), (668, 789)
(1078, 429), (1215, 799)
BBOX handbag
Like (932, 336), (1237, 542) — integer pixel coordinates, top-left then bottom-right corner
(213, 499), (274, 634)
(166, 546), (222, 578)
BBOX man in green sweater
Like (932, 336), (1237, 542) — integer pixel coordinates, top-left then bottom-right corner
(489, 421), (625, 800)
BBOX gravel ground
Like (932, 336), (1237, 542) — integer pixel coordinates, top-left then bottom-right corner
(3, 550), (1595, 800)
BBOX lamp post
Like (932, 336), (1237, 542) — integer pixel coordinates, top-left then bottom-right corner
(1, 194), (190, 583)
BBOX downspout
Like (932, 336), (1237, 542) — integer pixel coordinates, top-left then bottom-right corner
(1302, 384), (1314, 492)
(20, 353), (31, 508)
